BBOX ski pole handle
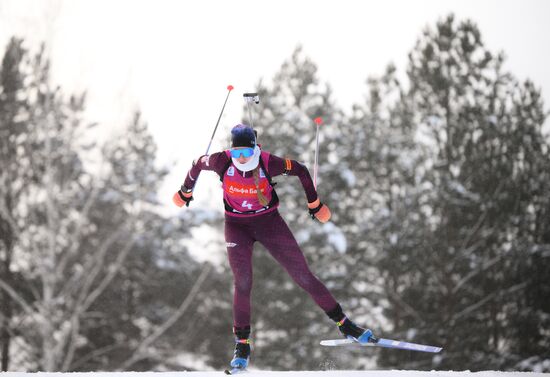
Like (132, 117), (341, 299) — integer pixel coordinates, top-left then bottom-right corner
(243, 92), (260, 128)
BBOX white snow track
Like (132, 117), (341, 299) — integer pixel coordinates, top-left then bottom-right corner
(1, 371), (546, 377)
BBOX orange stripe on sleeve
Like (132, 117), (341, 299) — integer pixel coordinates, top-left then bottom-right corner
(285, 158), (292, 171)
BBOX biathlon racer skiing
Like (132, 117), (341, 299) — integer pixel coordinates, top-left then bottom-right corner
(173, 123), (376, 374)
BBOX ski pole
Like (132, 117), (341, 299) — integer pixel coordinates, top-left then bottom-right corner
(313, 117), (323, 189)
(204, 85), (234, 155)
(191, 85), (234, 194)
(243, 92), (260, 128)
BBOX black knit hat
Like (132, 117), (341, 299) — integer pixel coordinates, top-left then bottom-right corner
(231, 124), (256, 148)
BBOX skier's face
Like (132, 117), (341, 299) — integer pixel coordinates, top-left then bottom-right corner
(237, 154), (252, 164)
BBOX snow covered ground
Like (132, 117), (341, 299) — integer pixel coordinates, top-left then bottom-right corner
(1, 371), (547, 377)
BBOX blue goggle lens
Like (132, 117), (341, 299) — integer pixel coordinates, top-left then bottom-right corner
(230, 148), (255, 158)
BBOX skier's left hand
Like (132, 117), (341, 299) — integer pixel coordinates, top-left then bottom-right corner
(308, 198), (331, 223)
(173, 189), (193, 207)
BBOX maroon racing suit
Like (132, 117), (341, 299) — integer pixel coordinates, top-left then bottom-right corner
(183, 150), (338, 328)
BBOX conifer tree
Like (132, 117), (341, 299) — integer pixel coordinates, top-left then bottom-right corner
(374, 14), (550, 370)
(0, 38), (215, 371)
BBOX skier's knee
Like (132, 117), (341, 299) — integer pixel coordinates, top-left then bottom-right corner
(294, 273), (317, 291)
(234, 276), (252, 295)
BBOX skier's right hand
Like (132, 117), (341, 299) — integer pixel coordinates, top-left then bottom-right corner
(308, 198), (331, 223)
(173, 189), (193, 208)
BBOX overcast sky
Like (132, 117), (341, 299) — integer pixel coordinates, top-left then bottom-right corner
(1, 0), (549, 212)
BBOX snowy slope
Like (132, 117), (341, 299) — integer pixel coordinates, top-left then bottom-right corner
(1, 371), (547, 377)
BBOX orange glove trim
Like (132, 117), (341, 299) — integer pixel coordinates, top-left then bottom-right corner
(308, 198), (320, 209)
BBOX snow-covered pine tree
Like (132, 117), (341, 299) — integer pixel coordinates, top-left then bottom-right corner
(346, 62), (433, 370)
(0, 38), (220, 372)
(376, 14), (550, 371)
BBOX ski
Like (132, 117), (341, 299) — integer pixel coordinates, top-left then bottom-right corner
(320, 337), (442, 353)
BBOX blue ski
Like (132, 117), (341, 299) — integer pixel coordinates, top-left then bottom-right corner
(320, 337), (442, 353)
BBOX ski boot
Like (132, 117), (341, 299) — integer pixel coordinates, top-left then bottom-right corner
(337, 316), (377, 344)
(326, 304), (377, 345)
(225, 327), (251, 375)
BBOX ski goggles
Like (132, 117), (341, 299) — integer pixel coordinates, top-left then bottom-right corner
(230, 147), (255, 158)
